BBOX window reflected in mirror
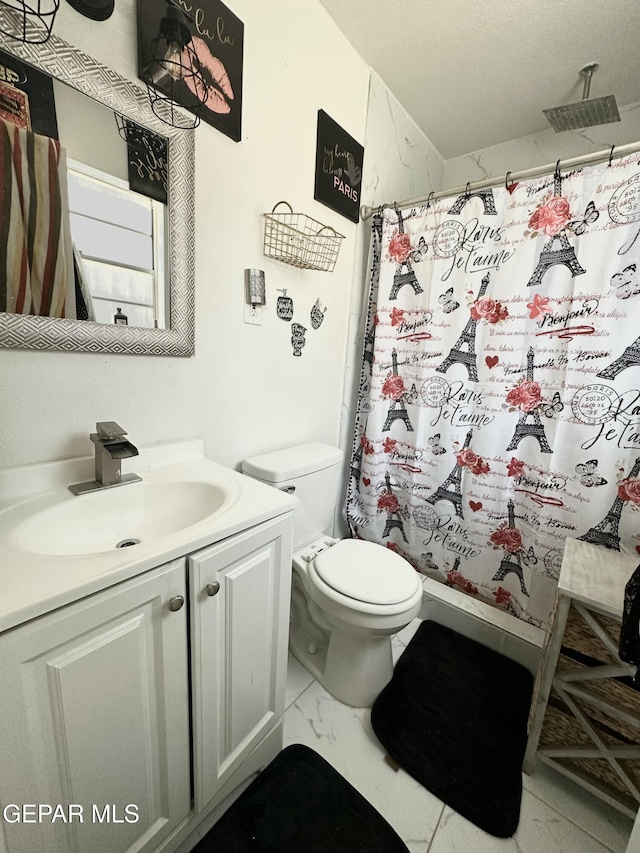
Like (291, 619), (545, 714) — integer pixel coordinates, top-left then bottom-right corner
(68, 162), (167, 329)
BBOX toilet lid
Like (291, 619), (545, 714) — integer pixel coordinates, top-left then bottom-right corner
(314, 540), (420, 605)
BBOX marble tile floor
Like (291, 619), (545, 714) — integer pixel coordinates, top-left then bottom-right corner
(283, 620), (634, 853)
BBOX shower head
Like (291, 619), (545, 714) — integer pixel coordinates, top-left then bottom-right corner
(543, 63), (620, 132)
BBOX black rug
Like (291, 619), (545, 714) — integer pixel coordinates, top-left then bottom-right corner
(193, 744), (409, 852)
(371, 620), (534, 838)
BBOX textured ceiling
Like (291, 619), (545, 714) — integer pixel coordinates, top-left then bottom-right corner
(317, 0), (640, 158)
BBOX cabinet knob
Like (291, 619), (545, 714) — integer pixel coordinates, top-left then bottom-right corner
(169, 595), (185, 611)
(206, 582), (220, 596)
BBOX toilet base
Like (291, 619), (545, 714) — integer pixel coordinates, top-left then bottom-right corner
(290, 619), (394, 707)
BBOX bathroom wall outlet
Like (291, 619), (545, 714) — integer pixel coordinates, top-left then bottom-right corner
(244, 303), (262, 325)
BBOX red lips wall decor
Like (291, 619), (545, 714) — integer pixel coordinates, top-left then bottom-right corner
(137, 0), (244, 142)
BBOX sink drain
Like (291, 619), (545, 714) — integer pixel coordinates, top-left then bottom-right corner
(116, 538), (140, 549)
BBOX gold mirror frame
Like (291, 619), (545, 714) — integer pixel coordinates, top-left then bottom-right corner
(0, 12), (195, 357)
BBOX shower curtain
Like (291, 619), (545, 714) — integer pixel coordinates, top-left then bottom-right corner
(345, 155), (640, 629)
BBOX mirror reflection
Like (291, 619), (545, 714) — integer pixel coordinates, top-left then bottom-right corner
(0, 48), (170, 330)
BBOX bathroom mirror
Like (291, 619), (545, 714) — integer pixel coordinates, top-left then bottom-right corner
(0, 11), (195, 356)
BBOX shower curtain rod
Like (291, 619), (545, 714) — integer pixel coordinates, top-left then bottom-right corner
(359, 140), (640, 220)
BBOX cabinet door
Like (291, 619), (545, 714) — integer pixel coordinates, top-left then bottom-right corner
(189, 513), (293, 810)
(0, 559), (190, 853)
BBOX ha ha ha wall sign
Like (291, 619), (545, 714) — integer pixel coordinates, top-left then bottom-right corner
(314, 110), (364, 223)
(137, 0), (244, 142)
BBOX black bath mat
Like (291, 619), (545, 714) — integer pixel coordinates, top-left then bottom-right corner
(371, 620), (533, 838)
(193, 744), (409, 852)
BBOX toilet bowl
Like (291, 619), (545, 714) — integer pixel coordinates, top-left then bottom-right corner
(290, 536), (422, 706)
(242, 443), (424, 707)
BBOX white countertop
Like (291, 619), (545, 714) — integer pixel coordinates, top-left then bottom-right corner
(559, 538), (639, 618)
(0, 441), (297, 633)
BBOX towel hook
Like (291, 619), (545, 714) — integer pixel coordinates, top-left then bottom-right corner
(608, 145), (616, 167)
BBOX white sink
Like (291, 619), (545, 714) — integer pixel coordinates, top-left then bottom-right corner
(0, 445), (297, 634)
(12, 480), (230, 556)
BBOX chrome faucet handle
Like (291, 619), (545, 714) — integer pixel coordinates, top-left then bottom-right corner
(96, 421), (127, 440)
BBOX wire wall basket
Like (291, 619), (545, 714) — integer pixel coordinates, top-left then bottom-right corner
(263, 201), (344, 272)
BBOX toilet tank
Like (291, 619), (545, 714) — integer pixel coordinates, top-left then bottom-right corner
(242, 443), (343, 549)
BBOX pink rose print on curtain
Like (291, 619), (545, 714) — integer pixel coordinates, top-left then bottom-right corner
(528, 196), (572, 236)
(382, 437), (397, 453)
(456, 448), (490, 476)
(382, 373), (406, 400)
(377, 492), (400, 512)
(446, 570), (478, 596)
(617, 479), (640, 505)
(506, 379), (542, 412)
(389, 307), (405, 326)
(506, 457), (526, 478)
(490, 525), (523, 553)
(360, 435), (374, 455)
(493, 586), (513, 606)
(526, 294), (553, 319)
(469, 296), (509, 324)
(389, 232), (411, 264)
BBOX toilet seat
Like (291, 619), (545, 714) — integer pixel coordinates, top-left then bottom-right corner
(311, 539), (421, 608)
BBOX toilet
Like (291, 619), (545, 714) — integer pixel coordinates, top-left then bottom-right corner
(242, 443), (423, 707)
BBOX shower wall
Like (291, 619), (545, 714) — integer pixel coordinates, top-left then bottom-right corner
(443, 101), (640, 186)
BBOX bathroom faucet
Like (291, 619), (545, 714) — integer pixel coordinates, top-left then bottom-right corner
(69, 422), (142, 496)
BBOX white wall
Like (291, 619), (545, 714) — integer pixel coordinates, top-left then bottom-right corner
(54, 79), (129, 182)
(443, 101), (640, 186)
(0, 0), (371, 471)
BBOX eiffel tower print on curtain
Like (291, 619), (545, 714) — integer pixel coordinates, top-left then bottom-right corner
(506, 348), (552, 454)
(382, 349), (414, 432)
(597, 333), (640, 381)
(389, 208), (424, 301)
(491, 500), (529, 595)
(527, 172), (586, 287)
(425, 430), (472, 519)
(381, 472), (408, 542)
(350, 440), (364, 492)
(448, 188), (497, 216)
(578, 457), (640, 550)
(436, 272), (490, 382)
(363, 322), (375, 374)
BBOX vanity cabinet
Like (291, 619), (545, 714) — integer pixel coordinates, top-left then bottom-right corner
(0, 512), (294, 853)
(189, 514), (293, 810)
(0, 558), (191, 853)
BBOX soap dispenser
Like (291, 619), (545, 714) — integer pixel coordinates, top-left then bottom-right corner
(114, 307), (128, 325)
